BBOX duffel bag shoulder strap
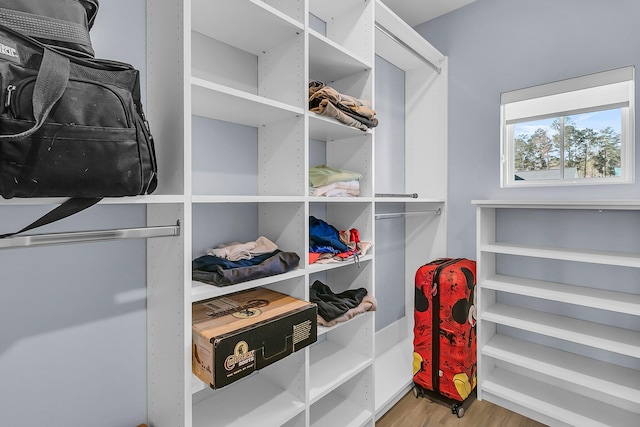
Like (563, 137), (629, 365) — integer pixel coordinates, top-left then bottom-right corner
(0, 197), (101, 238)
(0, 47), (69, 140)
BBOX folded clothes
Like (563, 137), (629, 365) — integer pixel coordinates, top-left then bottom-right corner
(310, 98), (370, 131)
(309, 165), (363, 188)
(321, 188), (359, 197)
(309, 217), (373, 266)
(336, 102), (378, 128)
(319, 295), (377, 327)
(192, 250), (300, 287)
(311, 241), (373, 264)
(309, 280), (377, 326)
(309, 180), (360, 197)
(309, 216), (349, 253)
(193, 250), (278, 271)
(308, 81), (377, 131)
(206, 236), (278, 261)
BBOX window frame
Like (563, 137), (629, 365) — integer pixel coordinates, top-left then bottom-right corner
(500, 66), (635, 188)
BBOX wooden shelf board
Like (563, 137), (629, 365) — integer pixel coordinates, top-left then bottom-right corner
(472, 199), (640, 210)
(308, 254), (373, 274)
(483, 334), (640, 405)
(482, 274), (640, 316)
(191, 269), (306, 302)
(481, 242), (640, 268)
(192, 0), (303, 55)
(191, 78), (303, 127)
(481, 303), (640, 358)
(309, 30), (372, 83)
(192, 373), (305, 427)
(191, 195), (303, 204)
(309, 113), (371, 140)
(482, 367), (639, 427)
(310, 392), (373, 427)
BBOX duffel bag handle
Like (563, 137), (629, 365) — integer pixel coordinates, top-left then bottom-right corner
(0, 47), (69, 140)
(0, 3), (97, 57)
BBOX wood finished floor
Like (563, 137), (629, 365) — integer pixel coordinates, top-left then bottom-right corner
(376, 391), (548, 427)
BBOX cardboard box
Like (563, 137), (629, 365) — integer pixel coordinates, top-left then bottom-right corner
(192, 287), (317, 389)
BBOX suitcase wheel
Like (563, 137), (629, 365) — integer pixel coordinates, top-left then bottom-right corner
(412, 385), (422, 398)
(452, 404), (465, 418)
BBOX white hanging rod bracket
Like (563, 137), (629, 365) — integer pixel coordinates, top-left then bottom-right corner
(0, 221), (181, 249)
(375, 208), (441, 220)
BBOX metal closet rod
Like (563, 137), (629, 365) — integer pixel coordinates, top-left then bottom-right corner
(0, 221), (181, 249)
(375, 208), (442, 220)
(375, 22), (442, 74)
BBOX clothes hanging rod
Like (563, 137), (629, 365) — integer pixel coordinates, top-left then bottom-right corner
(0, 221), (180, 249)
(375, 193), (419, 198)
(375, 23), (442, 74)
(375, 209), (441, 220)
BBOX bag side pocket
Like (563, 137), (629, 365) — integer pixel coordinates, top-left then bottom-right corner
(0, 119), (142, 198)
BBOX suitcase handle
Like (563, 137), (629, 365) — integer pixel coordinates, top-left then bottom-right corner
(430, 258), (463, 392)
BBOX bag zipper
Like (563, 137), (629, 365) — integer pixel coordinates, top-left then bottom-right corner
(4, 84), (16, 111)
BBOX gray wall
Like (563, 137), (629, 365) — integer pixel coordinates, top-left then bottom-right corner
(0, 1), (148, 426)
(415, 0), (640, 258)
(374, 55), (407, 331)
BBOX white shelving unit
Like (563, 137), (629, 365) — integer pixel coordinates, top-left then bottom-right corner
(474, 200), (640, 427)
(145, 1), (448, 426)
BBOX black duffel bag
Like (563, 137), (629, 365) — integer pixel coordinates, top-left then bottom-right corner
(0, 23), (157, 237)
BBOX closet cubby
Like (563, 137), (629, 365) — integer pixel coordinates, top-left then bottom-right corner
(308, 34), (372, 88)
(310, 368), (374, 427)
(310, 259), (374, 299)
(191, 103), (305, 198)
(192, 350), (307, 426)
(191, 202), (305, 301)
(191, 202), (304, 256)
(192, 0), (304, 107)
(308, 0), (373, 104)
(309, 132), (373, 199)
(145, 0), (448, 425)
(309, 0), (373, 68)
(311, 201), (372, 234)
(309, 314), (373, 403)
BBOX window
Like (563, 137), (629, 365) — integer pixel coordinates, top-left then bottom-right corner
(500, 66), (635, 187)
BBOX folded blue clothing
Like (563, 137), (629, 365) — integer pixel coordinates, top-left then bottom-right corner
(192, 250), (279, 271)
(192, 250), (300, 287)
(309, 216), (349, 253)
(309, 244), (341, 254)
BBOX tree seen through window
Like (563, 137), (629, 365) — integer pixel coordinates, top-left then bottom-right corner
(513, 109), (622, 181)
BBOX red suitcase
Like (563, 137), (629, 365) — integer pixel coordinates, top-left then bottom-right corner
(412, 258), (477, 417)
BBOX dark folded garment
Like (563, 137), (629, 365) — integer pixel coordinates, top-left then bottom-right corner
(192, 250), (278, 271)
(309, 280), (368, 322)
(336, 103), (379, 128)
(192, 250), (300, 287)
